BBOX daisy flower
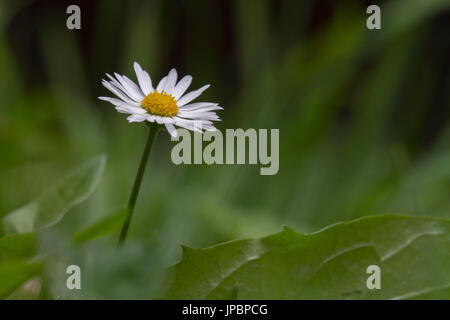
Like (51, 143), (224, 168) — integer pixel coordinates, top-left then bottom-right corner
(98, 62), (222, 137)
(99, 62), (224, 247)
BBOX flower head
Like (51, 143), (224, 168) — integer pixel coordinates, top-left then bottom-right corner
(99, 62), (222, 137)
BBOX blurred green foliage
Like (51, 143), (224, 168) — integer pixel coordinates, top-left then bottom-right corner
(0, 0), (449, 299)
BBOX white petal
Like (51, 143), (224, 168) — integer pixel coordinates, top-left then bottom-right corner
(113, 73), (144, 102)
(179, 102), (222, 112)
(105, 74), (141, 103)
(163, 69), (178, 94)
(191, 106), (222, 113)
(154, 115), (165, 124)
(172, 75), (192, 99)
(178, 113), (220, 121)
(174, 121), (203, 133)
(123, 75), (145, 99)
(152, 115), (175, 124)
(177, 84), (210, 106)
(133, 62), (153, 95)
(99, 97), (147, 115)
(98, 96), (139, 107)
(102, 80), (137, 105)
(156, 76), (168, 92)
(199, 122), (217, 131)
(204, 124), (217, 130)
(115, 106), (134, 114)
(106, 73), (122, 88)
(178, 109), (219, 118)
(165, 124), (178, 137)
(127, 114), (147, 123)
(117, 105), (147, 115)
(173, 117), (209, 132)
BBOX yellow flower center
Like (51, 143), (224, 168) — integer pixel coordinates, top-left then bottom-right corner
(141, 91), (178, 117)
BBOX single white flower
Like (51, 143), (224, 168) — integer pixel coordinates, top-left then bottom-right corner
(99, 62), (222, 137)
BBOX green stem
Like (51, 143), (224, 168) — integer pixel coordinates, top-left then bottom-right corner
(118, 123), (159, 247)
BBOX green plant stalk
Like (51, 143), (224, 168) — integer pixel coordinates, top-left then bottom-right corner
(118, 123), (159, 247)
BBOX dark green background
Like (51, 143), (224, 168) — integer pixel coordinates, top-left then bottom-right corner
(0, 0), (449, 298)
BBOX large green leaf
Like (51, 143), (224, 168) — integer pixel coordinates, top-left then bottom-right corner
(1, 155), (106, 235)
(164, 215), (450, 299)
